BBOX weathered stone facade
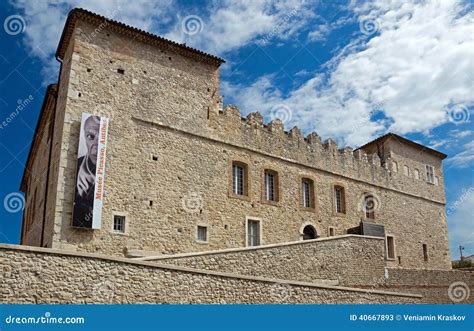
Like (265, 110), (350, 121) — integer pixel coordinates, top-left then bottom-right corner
(20, 9), (451, 272)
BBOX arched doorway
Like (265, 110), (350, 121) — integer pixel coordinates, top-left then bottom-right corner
(302, 225), (317, 240)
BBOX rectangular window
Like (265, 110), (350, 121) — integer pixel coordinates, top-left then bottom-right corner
(264, 170), (278, 201)
(247, 219), (261, 247)
(392, 161), (398, 173)
(232, 163), (246, 195)
(197, 226), (207, 242)
(425, 165), (435, 184)
(386, 235), (395, 259)
(302, 180), (311, 208)
(423, 244), (428, 261)
(113, 215), (125, 233)
(334, 186), (346, 214)
(328, 227), (335, 236)
(414, 168), (420, 180)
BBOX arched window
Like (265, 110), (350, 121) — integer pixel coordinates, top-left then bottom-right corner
(303, 225), (318, 240)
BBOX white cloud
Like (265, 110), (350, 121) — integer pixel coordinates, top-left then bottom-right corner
(450, 129), (473, 139)
(447, 187), (474, 259)
(308, 15), (354, 42)
(428, 139), (451, 150)
(447, 141), (474, 169)
(13, 0), (317, 81)
(165, 0), (316, 55)
(223, 0), (474, 147)
(12, 0), (175, 79)
(307, 22), (331, 42)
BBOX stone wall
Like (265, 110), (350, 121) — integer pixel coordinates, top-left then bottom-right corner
(139, 237), (473, 304)
(0, 244), (420, 304)
(138, 235), (385, 286)
(378, 268), (473, 304)
(48, 33), (77, 250)
(20, 85), (57, 247)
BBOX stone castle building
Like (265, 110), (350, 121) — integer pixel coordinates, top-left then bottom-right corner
(20, 8), (451, 271)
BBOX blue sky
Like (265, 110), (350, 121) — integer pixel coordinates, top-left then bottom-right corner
(0, 0), (472, 259)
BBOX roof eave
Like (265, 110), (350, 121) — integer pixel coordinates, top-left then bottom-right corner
(55, 8), (225, 66)
(355, 133), (447, 160)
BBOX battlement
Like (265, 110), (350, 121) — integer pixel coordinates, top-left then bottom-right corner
(208, 104), (390, 187)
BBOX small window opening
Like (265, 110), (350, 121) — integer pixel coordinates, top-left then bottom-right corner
(423, 244), (429, 261)
(197, 226), (207, 242)
(329, 227), (335, 236)
(386, 235), (395, 259)
(113, 215), (125, 233)
(247, 219), (261, 246)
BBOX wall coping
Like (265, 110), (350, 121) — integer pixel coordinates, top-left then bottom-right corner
(129, 234), (384, 261)
(0, 243), (421, 299)
(387, 267), (472, 273)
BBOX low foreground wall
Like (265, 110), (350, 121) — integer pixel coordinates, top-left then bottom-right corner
(0, 244), (419, 304)
(137, 235), (385, 286)
(136, 235), (473, 304)
(379, 268), (474, 304)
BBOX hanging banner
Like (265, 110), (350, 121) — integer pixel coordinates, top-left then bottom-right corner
(72, 112), (109, 229)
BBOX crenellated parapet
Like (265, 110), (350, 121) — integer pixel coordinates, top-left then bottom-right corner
(209, 105), (391, 186)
